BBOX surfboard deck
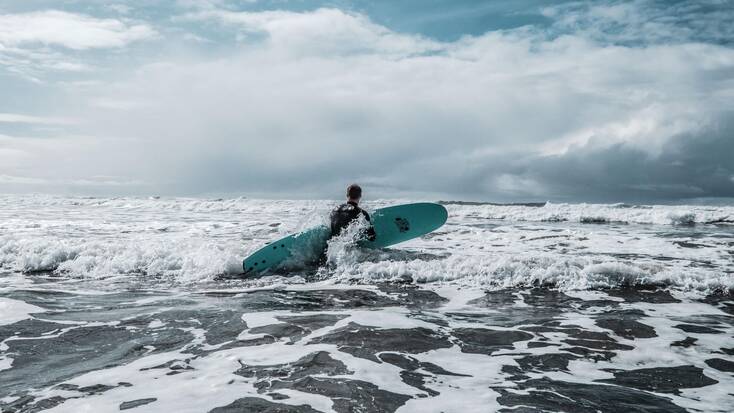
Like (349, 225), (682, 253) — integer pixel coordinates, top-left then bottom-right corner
(242, 202), (447, 275)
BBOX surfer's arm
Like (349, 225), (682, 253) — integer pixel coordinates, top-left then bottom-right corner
(361, 210), (377, 241)
(329, 207), (341, 236)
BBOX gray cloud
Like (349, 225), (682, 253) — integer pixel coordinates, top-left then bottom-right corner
(461, 116), (734, 202)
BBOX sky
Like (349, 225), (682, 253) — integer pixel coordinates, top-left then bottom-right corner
(0, 0), (733, 202)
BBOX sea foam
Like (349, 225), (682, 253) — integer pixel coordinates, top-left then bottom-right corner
(1, 195), (732, 293)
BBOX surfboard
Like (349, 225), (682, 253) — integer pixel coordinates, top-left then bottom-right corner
(242, 202), (448, 275)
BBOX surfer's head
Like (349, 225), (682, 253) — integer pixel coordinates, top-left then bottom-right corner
(346, 184), (362, 202)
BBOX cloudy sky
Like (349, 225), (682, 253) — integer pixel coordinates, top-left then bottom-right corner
(0, 0), (733, 202)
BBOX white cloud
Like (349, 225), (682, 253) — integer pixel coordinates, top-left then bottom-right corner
(0, 10), (156, 50)
(0, 174), (50, 185)
(179, 8), (441, 55)
(0, 10), (156, 80)
(0, 173), (146, 187)
(0, 43), (90, 81)
(177, 0), (257, 10)
(1, 4), (733, 200)
(0, 113), (80, 125)
(108, 4), (132, 15)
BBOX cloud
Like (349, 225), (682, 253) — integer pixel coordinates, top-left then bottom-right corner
(0, 10), (156, 50)
(178, 8), (441, 55)
(1, 2), (732, 201)
(0, 113), (79, 125)
(0, 174), (49, 185)
(108, 4), (132, 15)
(0, 173), (147, 190)
(0, 44), (92, 82)
(0, 10), (156, 81)
(466, 116), (734, 201)
(542, 0), (734, 45)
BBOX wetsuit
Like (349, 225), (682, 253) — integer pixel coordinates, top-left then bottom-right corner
(330, 201), (376, 241)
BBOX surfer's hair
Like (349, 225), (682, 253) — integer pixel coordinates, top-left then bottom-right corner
(347, 184), (362, 200)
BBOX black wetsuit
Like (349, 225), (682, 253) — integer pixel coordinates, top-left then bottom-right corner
(330, 201), (376, 241)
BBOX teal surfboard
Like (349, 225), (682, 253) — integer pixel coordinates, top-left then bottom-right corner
(242, 202), (447, 275)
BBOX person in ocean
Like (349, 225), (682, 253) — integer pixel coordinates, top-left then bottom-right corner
(330, 184), (376, 241)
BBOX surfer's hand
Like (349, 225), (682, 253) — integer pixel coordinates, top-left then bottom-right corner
(366, 227), (376, 241)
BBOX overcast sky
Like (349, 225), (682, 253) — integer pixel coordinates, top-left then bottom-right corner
(0, 0), (733, 202)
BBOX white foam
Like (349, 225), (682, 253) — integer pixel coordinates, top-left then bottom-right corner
(147, 319), (166, 329)
(0, 195), (732, 293)
(36, 303), (444, 412)
(0, 297), (45, 326)
(10, 283), (734, 412)
(0, 355), (12, 372)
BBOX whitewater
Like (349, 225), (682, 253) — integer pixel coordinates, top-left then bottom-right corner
(1, 195), (733, 412)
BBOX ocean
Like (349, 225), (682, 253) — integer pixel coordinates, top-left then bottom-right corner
(1, 195), (733, 412)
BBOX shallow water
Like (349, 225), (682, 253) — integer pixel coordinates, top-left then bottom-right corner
(1, 195), (733, 412)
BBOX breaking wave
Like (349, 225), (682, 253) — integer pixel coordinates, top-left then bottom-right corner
(1, 195), (732, 293)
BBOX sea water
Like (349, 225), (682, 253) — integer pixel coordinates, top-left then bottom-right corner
(1, 195), (732, 412)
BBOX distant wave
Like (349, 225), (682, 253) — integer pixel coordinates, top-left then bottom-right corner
(439, 200), (547, 207)
(446, 202), (734, 226)
(2, 195), (731, 225)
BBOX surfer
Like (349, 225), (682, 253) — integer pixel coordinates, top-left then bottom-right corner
(330, 184), (376, 241)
